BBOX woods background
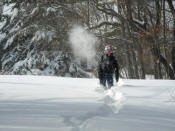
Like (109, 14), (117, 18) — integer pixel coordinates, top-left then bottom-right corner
(0, 0), (175, 79)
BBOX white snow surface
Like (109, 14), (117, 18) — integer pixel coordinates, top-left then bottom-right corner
(0, 20), (7, 30)
(3, 35), (15, 50)
(0, 75), (175, 131)
(10, 8), (18, 23)
(32, 30), (55, 42)
(0, 33), (6, 42)
(2, 3), (16, 16)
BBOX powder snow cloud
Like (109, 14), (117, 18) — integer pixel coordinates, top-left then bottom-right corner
(69, 25), (98, 66)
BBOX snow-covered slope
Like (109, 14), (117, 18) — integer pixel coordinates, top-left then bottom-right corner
(0, 75), (175, 131)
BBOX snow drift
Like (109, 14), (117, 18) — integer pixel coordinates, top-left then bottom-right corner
(0, 75), (174, 131)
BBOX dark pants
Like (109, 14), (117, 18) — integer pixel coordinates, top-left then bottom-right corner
(100, 73), (113, 89)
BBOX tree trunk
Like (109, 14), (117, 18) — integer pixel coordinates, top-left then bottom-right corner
(127, 50), (135, 78)
(166, 0), (175, 78)
(0, 45), (3, 71)
(152, 45), (175, 79)
(132, 50), (140, 79)
(154, 63), (159, 79)
(137, 41), (145, 79)
(172, 47), (175, 73)
(153, 0), (163, 79)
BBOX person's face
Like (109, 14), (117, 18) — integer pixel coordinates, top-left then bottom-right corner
(105, 46), (112, 54)
(105, 49), (111, 55)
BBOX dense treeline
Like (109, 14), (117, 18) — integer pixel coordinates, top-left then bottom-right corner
(0, 0), (175, 79)
(79, 0), (175, 79)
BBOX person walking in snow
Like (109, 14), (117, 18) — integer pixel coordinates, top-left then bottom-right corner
(98, 45), (119, 89)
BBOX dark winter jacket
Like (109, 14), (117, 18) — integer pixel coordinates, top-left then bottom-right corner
(98, 53), (119, 82)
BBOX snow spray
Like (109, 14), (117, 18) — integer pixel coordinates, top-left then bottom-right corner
(68, 25), (98, 67)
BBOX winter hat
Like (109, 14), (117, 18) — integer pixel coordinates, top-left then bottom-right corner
(105, 45), (113, 54)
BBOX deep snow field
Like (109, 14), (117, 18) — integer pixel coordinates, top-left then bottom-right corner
(0, 75), (175, 131)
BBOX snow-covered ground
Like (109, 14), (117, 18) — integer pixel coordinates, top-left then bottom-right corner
(0, 75), (175, 131)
